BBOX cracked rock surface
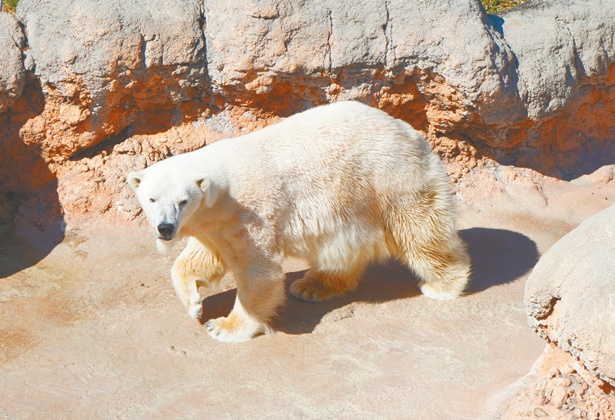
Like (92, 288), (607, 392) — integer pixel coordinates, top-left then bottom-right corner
(16, 0), (209, 161)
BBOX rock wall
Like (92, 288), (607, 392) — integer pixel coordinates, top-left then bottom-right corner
(486, 1), (615, 178)
(16, 0), (208, 162)
(0, 0), (614, 227)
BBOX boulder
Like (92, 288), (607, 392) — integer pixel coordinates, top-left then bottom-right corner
(485, 0), (615, 179)
(16, 0), (208, 161)
(500, 0), (615, 121)
(525, 203), (615, 387)
(0, 13), (26, 113)
(204, 0), (520, 126)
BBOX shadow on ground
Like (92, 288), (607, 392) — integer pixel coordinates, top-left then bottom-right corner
(0, 220), (65, 279)
(199, 227), (539, 336)
(0, 79), (65, 279)
(460, 227), (539, 294)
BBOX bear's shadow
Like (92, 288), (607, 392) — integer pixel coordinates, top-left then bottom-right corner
(200, 227), (538, 336)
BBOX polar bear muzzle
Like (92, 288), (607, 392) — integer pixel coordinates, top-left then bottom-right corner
(157, 222), (176, 240)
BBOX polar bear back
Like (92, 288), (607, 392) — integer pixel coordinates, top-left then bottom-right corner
(220, 101), (440, 195)
(192, 101), (451, 265)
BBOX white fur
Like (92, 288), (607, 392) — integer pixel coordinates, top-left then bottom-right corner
(206, 297), (268, 343)
(156, 237), (178, 254)
(128, 101), (471, 342)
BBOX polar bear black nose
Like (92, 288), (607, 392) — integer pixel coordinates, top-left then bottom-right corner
(157, 222), (175, 238)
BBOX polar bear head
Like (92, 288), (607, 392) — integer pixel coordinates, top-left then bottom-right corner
(127, 165), (218, 251)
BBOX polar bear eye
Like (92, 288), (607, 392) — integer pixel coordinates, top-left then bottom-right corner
(179, 200), (188, 207)
(149, 198), (156, 203)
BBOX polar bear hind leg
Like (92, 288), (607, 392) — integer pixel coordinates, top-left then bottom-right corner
(408, 235), (471, 300)
(290, 264), (366, 302)
(388, 188), (471, 300)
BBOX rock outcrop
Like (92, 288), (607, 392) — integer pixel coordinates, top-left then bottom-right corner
(500, 345), (614, 419)
(485, 0), (615, 179)
(17, 0), (208, 162)
(0, 13), (25, 113)
(0, 0), (614, 227)
(499, 204), (615, 417)
(204, 0), (519, 125)
(526, 203), (615, 387)
(0, 12), (49, 230)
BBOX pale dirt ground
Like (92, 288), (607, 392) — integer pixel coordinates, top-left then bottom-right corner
(1, 170), (614, 419)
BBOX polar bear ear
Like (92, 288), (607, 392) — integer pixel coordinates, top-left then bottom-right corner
(127, 171), (144, 190)
(196, 177), (219, 208)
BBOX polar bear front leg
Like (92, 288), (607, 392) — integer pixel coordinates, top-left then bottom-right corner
(206, 297), (268, 343)
(206, 267), (286, 343)
(171, 237), (226, 320)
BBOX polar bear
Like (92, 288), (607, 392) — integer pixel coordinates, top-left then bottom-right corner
(127, 101), (471, 343)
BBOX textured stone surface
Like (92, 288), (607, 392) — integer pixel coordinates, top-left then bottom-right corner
(0, 0), (614, 221)
(16, 0), (208, 162)
(0, 0), (613, 226)
(500, 0), (615, 121)
(204, 0), (518, 124)
(0, 13), (25, 113)
(482, 0), (615, 179)
(525, 203), (615, 387)
(499, 345), (614, 419)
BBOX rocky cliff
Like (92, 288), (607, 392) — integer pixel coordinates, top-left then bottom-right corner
(1, 0), (614, 229)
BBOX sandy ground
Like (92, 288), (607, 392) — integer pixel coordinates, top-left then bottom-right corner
(1, 169), (614, 419)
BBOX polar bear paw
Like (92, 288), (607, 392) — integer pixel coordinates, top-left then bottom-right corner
(205, 310), (267, 343)
(290, 278), (337, 303)
(418, 281), (461, 301)
(187, 294), (204, 320)
(188, 303), (203, 320)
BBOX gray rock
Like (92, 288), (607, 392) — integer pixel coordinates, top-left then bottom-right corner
(9, 0), (615, 156)
(204, 0), (615, 129)
(204, 0), (520, 123)
(0, 13), (26, 113)
(16, 0), (208, 157)
(0, 0), (613, 179)
(500, 0), (615, 121)
(18, 0), (207, 85)
(383, 0), (520, 124)
(525, 204), (615, 387)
